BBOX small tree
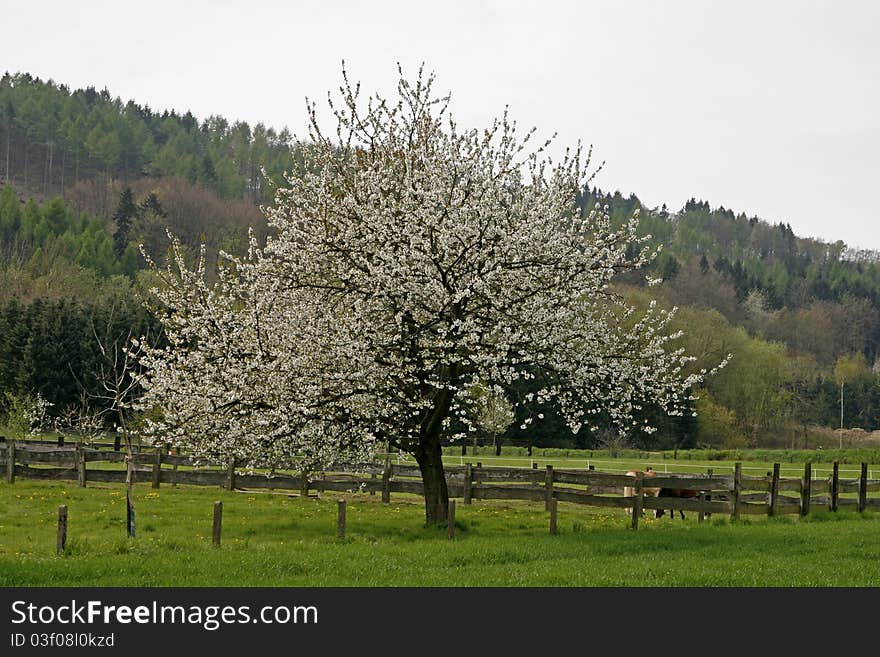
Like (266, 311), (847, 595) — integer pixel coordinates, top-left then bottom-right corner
(595, 428), (632, 458)
(54, 394), (106, 442)
(94, 327), (145, 538)
(137, 65), (725, 525)
(472, 384), (515, 455)
(1, 391), (53, 441)
(68, 305), (152, 539)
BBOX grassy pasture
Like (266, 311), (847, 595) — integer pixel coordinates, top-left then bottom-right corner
(438, 447), (880, 479)
(2, 477), (880, 587)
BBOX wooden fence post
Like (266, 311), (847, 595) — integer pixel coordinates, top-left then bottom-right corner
(447, 500), (456, 540)
(707, 468), (713, 519)
(381, 456), (391, 504)
(698, 491), (705, 523)
(463, 463), (473, 505)
(768, 463), (780, 517)
(299, 472), (309, 498)
(152, 447), (162, 489)
(212, 501), (222, 547)
(225, 456), (236, 491)
(76, 443), (86, 488)
(545, 465), (554, 511)
(57, 504), (68, 555)
(703, 468), (713, 521)
(858, 462), (868, 513)
(631, 471), (644, 530)
(337, 499), (346, 539)
(732, 462), (741, 521)
(57, 434), (64, 448)
(549, 499), (558, 535)
(801, 462), (811, 516)
(831, 461), (839, 512)
(5, 439), (14, 484)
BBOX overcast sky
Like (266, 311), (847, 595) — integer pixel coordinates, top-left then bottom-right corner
(3, 0), (878, 248)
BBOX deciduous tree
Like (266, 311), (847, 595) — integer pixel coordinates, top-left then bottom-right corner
(137, 66), (724, 524)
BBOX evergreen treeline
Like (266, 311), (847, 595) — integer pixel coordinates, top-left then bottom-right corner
(0, 185), (139, 278)
(0, 277), (160, 425)
(0, 72), (301, 203)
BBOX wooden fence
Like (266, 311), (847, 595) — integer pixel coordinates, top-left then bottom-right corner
(3, 440), (880, 528)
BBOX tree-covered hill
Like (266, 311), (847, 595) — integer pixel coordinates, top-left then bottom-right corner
(1, 72), (301, 203)
(1, 70), (879, 451)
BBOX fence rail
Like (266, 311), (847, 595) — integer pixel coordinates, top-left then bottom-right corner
(3, 441), (880, 527)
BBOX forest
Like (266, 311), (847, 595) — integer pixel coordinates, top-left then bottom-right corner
(1, 71), (879, 451)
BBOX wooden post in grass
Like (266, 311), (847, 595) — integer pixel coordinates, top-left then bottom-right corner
(858, 463), (868, 513)
(707, 468), (713, 519)
(212, 501), (223, 547)
(370, 472), (376, 496)
(831, 462), (839, 512)
(801, 462), (811, 516)
(545, 465), (554, 511)
(703, 468), (713, 521)
(549, 499), (558, 535)
(768, 463), (780, 517)
(152, 447), (162, 489)
(381, 455), (391, 504)
(337, 500), (346, 539)
(225, 456), (236, 491)
(300, 472), (309, 498)
(631, 471), (644, 530)
(75, 442), (86, 487)
(463, 463), (473, 505)
(56, 505), (67, 555)
(732, 462), (742, 521)
(447, 500), (456, 540)
(57, 434), (64, 447)
(5, 439), (14, 484)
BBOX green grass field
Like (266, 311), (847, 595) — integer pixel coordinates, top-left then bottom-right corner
(3, 477), (880, 587)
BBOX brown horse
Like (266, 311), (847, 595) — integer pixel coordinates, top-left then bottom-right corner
(655, 486), (700, 519)
(623, 468), (661, 516)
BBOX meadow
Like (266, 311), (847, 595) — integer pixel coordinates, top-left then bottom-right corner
(2, 474), (880, 587)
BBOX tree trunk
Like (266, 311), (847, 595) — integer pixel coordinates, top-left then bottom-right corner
(415, 436), (448, 526)
(414, 382), (456, 526)
(125, 461), (135, 539)
(121, 415), (136, 539)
